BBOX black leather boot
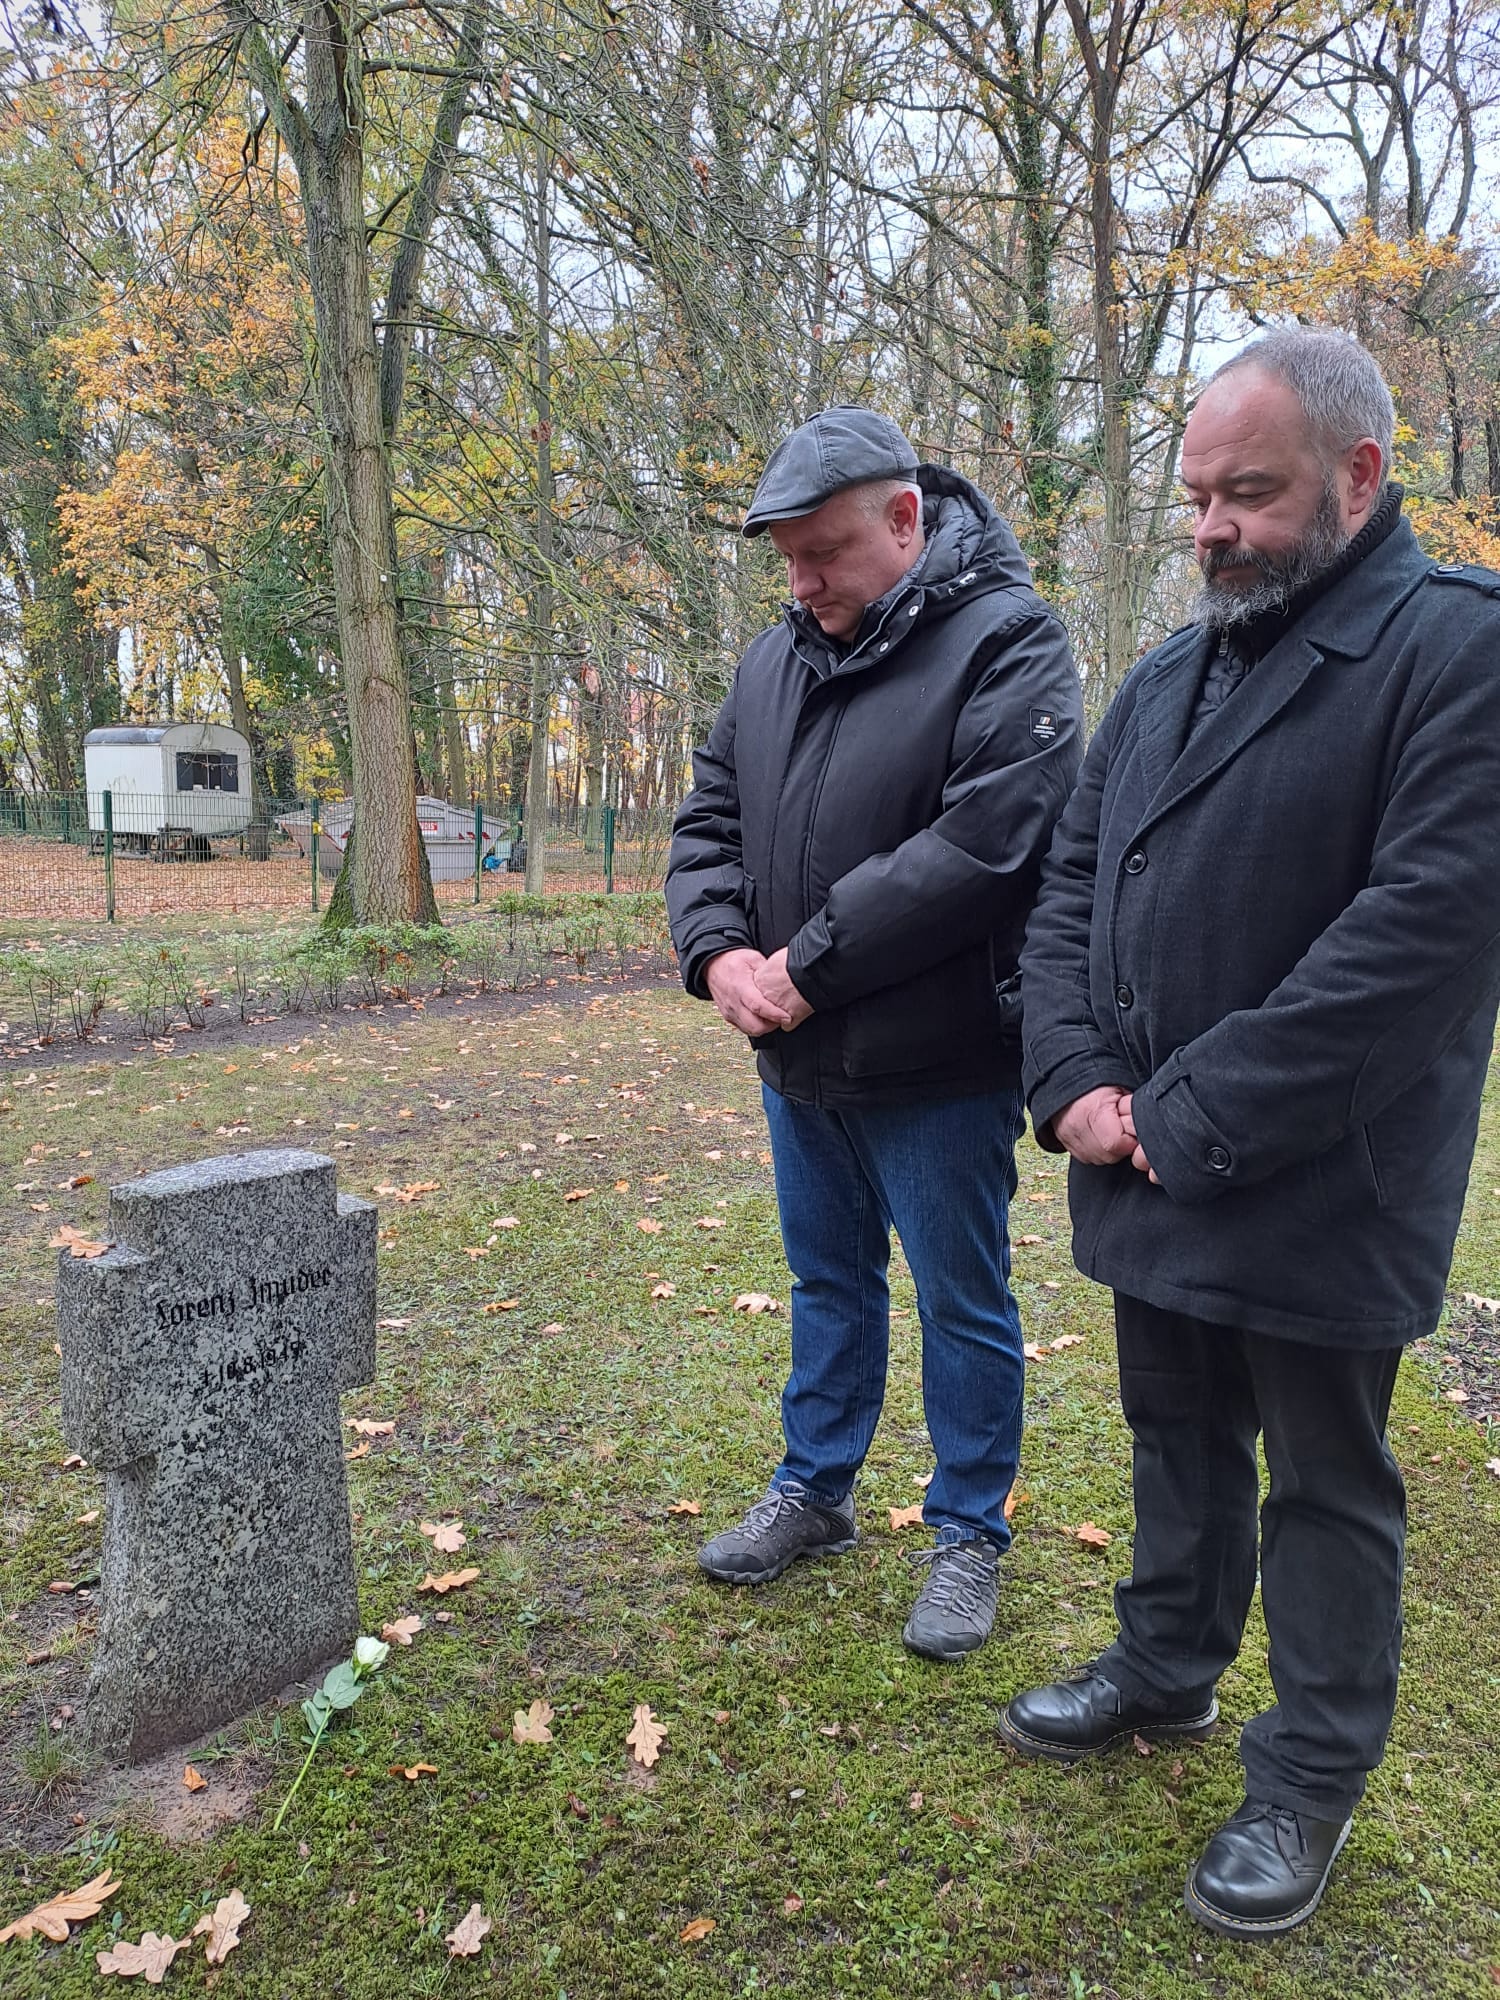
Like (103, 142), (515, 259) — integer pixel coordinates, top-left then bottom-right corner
(1185, 1799), (1352, 1938)
(998, 1663), (1218, 1762)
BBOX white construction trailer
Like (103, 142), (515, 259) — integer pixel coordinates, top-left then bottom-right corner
(84, 723), (254, 848)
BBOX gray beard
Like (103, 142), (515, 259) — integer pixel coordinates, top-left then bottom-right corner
(1191, 482), (1350, 630)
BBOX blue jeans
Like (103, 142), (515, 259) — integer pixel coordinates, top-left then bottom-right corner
(762, 1082), (1026, 1548)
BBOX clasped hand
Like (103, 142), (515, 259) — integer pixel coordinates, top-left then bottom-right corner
(1053, 1084), (1158, 1183)
(705, 948), (814, 1037)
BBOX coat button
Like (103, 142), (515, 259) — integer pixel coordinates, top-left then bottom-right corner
(1124, 849), (1147, 874)
(1115, 983), (1134, 1008)
(1206, 1145), (1231, 1171)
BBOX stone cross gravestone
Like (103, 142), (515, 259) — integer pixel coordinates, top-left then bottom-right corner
(57, 1148), (377, 1763)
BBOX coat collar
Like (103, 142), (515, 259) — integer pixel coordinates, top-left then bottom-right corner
(1131, 517), (1431, 835)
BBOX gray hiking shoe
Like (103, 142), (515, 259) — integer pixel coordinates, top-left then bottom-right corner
(902, 1538), (1001, 1660)
(698, 1480), (858, 1585)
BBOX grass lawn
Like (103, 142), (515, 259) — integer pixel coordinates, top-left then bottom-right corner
(1, 971), (1498, 1999)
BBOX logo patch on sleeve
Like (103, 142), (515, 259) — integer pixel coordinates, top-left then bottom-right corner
(1030, 708), (1058, 746)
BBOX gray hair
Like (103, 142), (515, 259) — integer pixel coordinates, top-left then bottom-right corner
(1210, 329), (1395, 487)
(852, 475), (925, 522)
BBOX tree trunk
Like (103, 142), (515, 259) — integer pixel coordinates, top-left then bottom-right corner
(524, 111), (555, 897)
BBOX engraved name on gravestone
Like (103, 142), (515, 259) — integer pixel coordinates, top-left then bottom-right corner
(57, 1149), (377, 1762)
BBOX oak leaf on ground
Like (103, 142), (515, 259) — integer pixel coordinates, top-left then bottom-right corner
(1003, 1489), (1030, 1521)
(679, 1917), (716, 1943)
(667, 1499), (702, 1516)
(626, 1704), (667, 1767)
(887, 1503), (926, 1531)
(733, 1292), (781, 1314)
(182, 1765), (206, 1793)
(637, 1217), (664, 1234)
(419, 1520), (467, 1554)
(191, 1889), (250, 1965)
(1074, 1522), (1113, 1547)
(694, 1216), (725, 1229)
(417, 1567), (480, 1594)
(446, 1904), (492, 1958)
(564, 1187), (595, 1202)
(389, 1762), (438, 1780)
(381, 1615), (422, 1645)
(650, 1281), (676, 1299)
(96, 1931), (189, 1982)
(346, 1418), (396, 1436)
(513, 1699), (555, 1745)
(0, 1868), (122, 1943)
(48, 1225), (110, 1259)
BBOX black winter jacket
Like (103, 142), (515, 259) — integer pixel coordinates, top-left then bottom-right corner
(667, 467), (1082, 1106)
(1020, 517), (1500, 1347)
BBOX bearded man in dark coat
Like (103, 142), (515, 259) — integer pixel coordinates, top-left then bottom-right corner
(1006, 329), (1500, 1938)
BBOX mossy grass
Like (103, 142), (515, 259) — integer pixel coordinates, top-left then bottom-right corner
(1, 980), (1497, 1997)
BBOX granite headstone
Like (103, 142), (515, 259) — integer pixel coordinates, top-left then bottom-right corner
(57, 1148), (377, 1762)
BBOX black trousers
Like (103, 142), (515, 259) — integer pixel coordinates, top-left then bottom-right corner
(1095, 1294), (1406, 1821)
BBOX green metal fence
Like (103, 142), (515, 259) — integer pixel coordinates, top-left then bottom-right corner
(0, 789), (676, 924)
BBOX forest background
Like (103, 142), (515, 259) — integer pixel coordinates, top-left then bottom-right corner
(1, 0), (1497, 915)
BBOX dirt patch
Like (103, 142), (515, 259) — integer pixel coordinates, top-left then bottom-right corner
(1432, 1295), (1500, 1430)
(99, 1743), (273, 1846)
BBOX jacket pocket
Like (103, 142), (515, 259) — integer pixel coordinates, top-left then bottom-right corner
(841, 946), (999, 1079)
(1313, 1124), (1385, 1221)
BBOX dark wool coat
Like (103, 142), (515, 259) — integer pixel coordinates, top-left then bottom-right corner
(1021, 518), (1500, 1347)
(666, 467), (1082, 1107)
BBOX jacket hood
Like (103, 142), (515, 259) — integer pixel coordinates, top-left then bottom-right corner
(914, 463), (1034, 592)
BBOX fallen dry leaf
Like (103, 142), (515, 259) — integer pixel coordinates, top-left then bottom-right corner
(191, 1889), (250, 1966)
(182, 1765), (207, 1793)
(650, 1281), (677, 1299)
(96, 1931), (189, 1982)
(76, 1508), (100, 1525)
(887, 1503), (926, 1531)
(1444, 1387), (1470, 1403)
(733, 1292), (781, 1314)
(693, 1216), (725, 1229)
(1487, 1457), (1500, 1477)
(1023, 1342), (1047, 1362)
(637, 1217), (664, 1234)
(0, 1869), (122, 1943)
(1016, 1233), (1045, 1247)
(446, 1903), (492, 1959)
(564, 1187), (595, 1203)
(627, 1703), (667, 1768)
(48, 1225), (110, 1259)
(345, 1418), (396, 1437)
(493, 1216), (521, 1229)
(679, 1917), (716, 1943)
(377, 1316), (411, 1329)
(783, 1892), (804, 1915)
(1074, 1522), (1113, 1548)
(381, 1615), (423, 1646)
(1004, 1488), (1031, 1522)
(418, 1567), (480, 1594)
(513, 1699), (555, 1745)
(419, 1520), (467, 1554)
(1050, 1332), (1085, 1350)
(614, 1178), (631, 1192)
(667, 1499), (702, 1517)
(373, 1180), (440, 1204)
(388, 1762), (438, 1780)
(345, 1442), (371, 1463)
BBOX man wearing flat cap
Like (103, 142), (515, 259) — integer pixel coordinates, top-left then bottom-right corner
(665, 407), (1082, 1657)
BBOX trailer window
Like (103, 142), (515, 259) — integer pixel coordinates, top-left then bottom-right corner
(176, 752), (239, 792)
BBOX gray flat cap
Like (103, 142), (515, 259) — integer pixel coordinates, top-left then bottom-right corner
(743, 406), (920, 537)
